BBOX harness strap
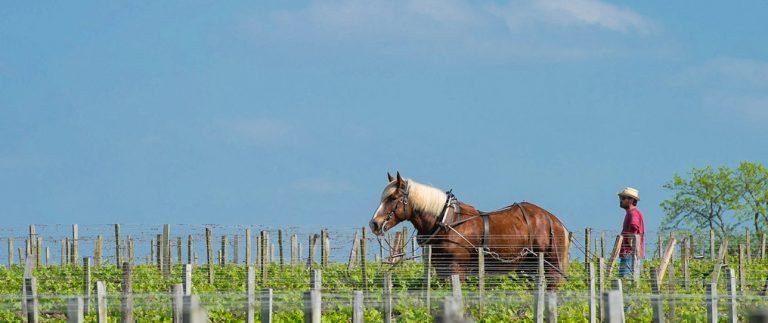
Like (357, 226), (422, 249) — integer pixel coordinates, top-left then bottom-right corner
(517, 203), (533, 251)
(481, 212), (490, 249)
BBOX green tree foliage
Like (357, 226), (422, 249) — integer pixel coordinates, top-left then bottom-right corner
(735, 161), (768, 233)
(660, 165), (741, 239)
(660, 161), (768, 241)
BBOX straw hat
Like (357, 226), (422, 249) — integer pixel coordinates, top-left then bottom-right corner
(618, 187), (640, 201)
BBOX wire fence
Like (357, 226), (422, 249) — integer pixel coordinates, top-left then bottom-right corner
(3, 224), (768, 321)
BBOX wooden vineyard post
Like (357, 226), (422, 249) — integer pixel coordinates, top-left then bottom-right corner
(384, 273), (393, 323)
(306, 269), (322, 323)
(323, 229), (330, 267)
(657, 236), (663, 259)
(29, 225), (37, 269)
(566, 231), (573, 265)
(683, 243), (690, 291)
(304, 290), (321, 323)
(585, 227), (592, 263)
(24, 277), (39, 323)
(95, 235), (102, 267)
(115, 224), (121, 266)
(68, 297), (84, 323)
(424, 244), (432, 313)
(179, 264), (191, 296)
(156, 234), (163, 270)
(61, 240), (66, 266)
(603, 290), (624, 323)
(668, 265), (677, 323)
(7, 238), (12, 268)
(96, 281), (107, 323)
(246, 266), (255, 323)
(535, 253), (545, 323)
(183, 295), (208, 323)
(311, 269), (322, 291)
(83, 257), (91, 315)
(188, 235), (193, 266)
(739, 244), (746, 292)
(171, 284), (183, 323)
(633, 234), (641, 288)
(233, 235), (239, 265)
(177, 236), (182, 265)
(726, 267), (737, 323)
(707, 283), (717, 323)
(262, 231), (269, 282)
(611, 279), (626, 323)
(320, 230), (326, 267)
(308, 234), (316, 269)
(361, 227), (368, 292)
(608, 235), (623, 277)
(256, 236), (261, 271)
(205, 227), (214, 284)
(352, 291), (364, 323)
(588, 262), (596, 323)
(689, 235), (694, 259)
(658, 238), (677, 286)
(601, 232), (606, 259)
(711, 239), (729, 284)
(261, 288), (273, 323)
(278, 229), (284, 268)
(348, 231), (360, 272)
(121, 262), (133, 323)
(650, 268), (664, 323)
(220, 235), (227, 267)
(545, 291), (558, 323)
(72, 224), (79, 267)
(599, 258), (605, 322)
(478, 247), (485, 312)
(245, 229), (251, 267)
(128, 237), (135, 267)
(291, 233), (297, 268)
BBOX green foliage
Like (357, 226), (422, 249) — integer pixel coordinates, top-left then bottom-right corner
(735, 161), (768, 233)
(660, 161), (768, 251)
(1, 256), (766, 322)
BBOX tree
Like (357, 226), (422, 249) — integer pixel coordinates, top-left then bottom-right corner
(735, 161), (768, 233)
(660, 165), (742, 239)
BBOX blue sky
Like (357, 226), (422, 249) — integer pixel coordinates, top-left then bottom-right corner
(1, 1), (767, 236)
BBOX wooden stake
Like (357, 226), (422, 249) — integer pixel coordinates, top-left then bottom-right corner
(205, 227), (214, 284)
(607, 235), (624, 277)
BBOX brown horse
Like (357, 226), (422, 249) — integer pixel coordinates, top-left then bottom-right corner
(369, 172), (570, 290)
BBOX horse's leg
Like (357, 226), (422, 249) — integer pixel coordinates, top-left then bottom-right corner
(447, 247), (471, 281)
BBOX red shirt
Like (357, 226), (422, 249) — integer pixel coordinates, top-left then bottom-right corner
(620, 207), (645, 257)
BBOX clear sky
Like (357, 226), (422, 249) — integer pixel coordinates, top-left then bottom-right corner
(1, 1), (766, 236)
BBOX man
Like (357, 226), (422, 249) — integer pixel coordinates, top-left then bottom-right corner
(618, 187), (645, 278)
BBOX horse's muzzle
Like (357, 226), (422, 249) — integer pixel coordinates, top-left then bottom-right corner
(369, 219), (385, 236)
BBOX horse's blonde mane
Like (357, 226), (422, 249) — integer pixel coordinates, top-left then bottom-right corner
(381, 179), (447, 218)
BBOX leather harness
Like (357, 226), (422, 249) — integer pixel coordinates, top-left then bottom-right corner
(419, 193), (556, 257)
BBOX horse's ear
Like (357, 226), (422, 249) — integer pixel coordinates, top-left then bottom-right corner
(396, 171), (403, 185)
(387, 172), (394, 182)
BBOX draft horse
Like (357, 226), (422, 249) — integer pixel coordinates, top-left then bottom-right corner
(369, 172), (570, 290)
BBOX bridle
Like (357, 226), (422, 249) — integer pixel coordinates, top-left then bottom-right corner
(380, 183), (410, 233)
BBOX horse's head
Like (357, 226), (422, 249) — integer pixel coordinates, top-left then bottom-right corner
(369, 172), (412, 236)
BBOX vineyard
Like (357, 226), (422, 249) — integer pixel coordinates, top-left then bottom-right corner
(3, 224), (768, 322)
